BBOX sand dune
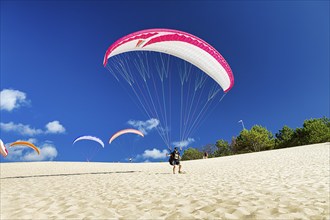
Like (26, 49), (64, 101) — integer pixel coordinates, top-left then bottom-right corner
(1, 142), (329, 219)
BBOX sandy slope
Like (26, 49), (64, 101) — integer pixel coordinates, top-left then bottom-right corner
(1, 142), (329, 219)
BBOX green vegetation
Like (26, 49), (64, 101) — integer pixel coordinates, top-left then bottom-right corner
(235, 125), (275, 153)
(181, 148), (203, 160)
(214, 139), (232, 157)
(275, 125), (295, 148)
(181, 117), (330, 161)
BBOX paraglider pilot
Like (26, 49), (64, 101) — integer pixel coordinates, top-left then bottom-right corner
(167, 147), (183, 174)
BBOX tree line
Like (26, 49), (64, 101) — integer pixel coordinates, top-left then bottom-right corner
(181, 117), (330, 160)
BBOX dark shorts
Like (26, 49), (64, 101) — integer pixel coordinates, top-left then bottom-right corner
(172, 159), (180, 165)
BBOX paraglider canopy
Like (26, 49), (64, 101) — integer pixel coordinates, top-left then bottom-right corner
(0, 139), (8, 157)
(103, 28), (234, 92)
(104, 28), (234, 149)
(109, 129), (144, 144)
(73, 136), (105, 148)
(10, 141), (40, 155)
(72, 135), (104, 162)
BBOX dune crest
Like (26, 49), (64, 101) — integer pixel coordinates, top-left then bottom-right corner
(1, 143), (329, 219)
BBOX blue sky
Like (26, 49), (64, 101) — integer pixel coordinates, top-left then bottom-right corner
(1, 1), (329, 162)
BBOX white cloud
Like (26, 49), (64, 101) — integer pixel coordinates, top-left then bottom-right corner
(5, 140), (58, 161)
(0, 89), (29, 111)
(26, 138), (38, 144)
(141, 148), (169, 159)
(1, 121), (66, 136)
(0, 122), (43, 136)
(5, 147), (24, 160)
(172, 138), (195, 149)
(45, 121), (66, 134)
(22, 144), (58, 161)
(127, 118), (160, 135)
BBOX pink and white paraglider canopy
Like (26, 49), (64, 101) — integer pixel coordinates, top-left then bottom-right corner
(103, 28), (234, 92)
(109, 129), (144, 144)
(0, 139), (8, 158)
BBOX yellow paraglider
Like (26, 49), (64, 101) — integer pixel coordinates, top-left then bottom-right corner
(10, 141), (40, 155)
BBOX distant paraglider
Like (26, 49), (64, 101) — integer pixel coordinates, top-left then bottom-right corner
(72, 135), (105, 162)
(73, 136), (105, 148)
(0, 139), (8, 157)
(10, 141), (40, 155)
(109, 129), (144, 144)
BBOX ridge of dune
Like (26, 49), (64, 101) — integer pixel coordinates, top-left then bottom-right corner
(1, 142), (329, 219)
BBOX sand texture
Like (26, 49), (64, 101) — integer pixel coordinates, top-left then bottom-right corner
(1, 143), (329, 219)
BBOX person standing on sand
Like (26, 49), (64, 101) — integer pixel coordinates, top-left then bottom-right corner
(167, 147), (183, 174)
(203, 152), (208, 159)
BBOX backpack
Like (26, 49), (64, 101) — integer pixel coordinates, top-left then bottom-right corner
(168, 153), (174, 165)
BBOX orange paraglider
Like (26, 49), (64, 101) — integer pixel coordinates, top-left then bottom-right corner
(10, 141), (40, 155)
